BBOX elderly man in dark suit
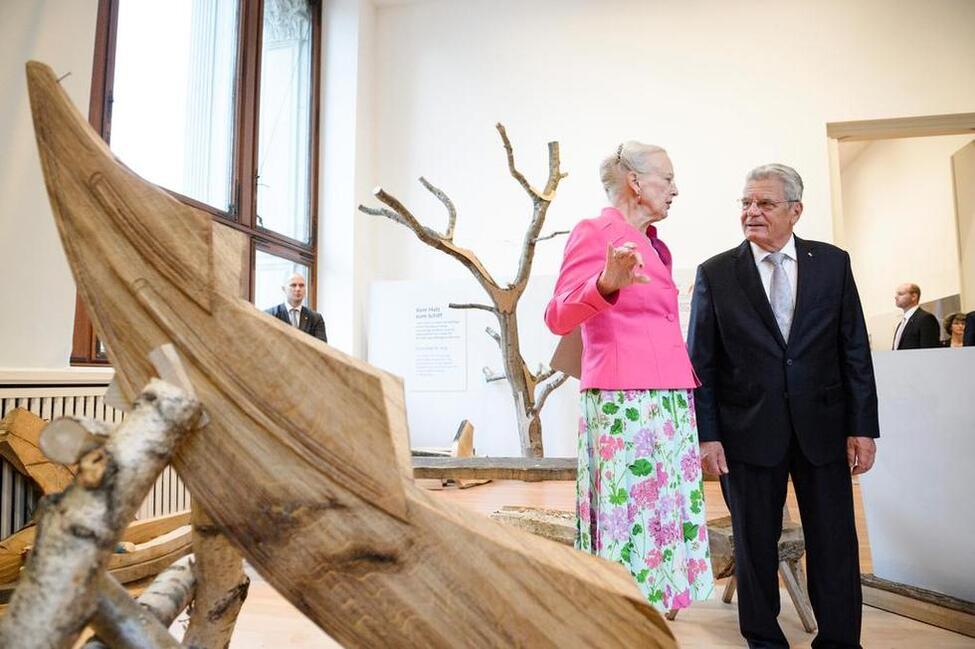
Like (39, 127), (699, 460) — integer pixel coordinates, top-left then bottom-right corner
(688, 164), (879, 649)
(891, 283), (940, 349)
(265, 272), (327, 343)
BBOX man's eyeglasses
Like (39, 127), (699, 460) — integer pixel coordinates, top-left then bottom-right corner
(738, 198), (798, 211)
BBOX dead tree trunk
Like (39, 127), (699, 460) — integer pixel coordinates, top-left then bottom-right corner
(360, 124), (570, 457)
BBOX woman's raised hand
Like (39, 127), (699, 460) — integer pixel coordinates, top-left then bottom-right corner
(596, 241), (650, 297)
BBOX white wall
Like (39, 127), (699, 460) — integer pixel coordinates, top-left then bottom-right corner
(953, 142), (975, 310)
(353, 0), (975, 451)
(363, 0), (975, 299)
(368, 276), (582, 457)
(319, 0), (378, 355)
(0, 0), (99, 368)
(4, 0), (975, 371)
(840, 135), (974, 349)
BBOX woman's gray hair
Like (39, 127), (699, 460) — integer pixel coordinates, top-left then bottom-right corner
(599, 141), (667, 202)
(746, 164), (804, 202)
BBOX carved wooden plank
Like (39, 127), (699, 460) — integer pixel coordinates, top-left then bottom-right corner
(452, 420), (490, 489)
(862, 573), (975, 638)
(0, 512), (191, 588)
(107, 527), (191, 572)
(121, 512), (190, 546)
(0, 408), (76, 495)
(490, 506), (575, 546)
(412, 457), (577, 482)
(24, 60), (676, 648)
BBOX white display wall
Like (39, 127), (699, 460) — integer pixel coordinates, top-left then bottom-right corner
(368, 275), (581, 457)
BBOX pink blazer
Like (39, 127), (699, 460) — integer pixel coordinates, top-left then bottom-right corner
(545, 207), (700, 391)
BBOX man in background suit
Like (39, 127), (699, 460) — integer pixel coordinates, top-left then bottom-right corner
(265, 272), (328, 343)
(688, 164), (879, 649)
(891, 283), (939, 350)
(965, 311), (975, 347)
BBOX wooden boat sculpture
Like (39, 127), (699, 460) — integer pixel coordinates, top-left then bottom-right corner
(0, 408), (192, 599)
(25, 60), (676, 647)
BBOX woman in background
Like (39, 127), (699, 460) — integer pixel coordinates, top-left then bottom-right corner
(942, 312), (966, 347)
(544, 141), (714, 613)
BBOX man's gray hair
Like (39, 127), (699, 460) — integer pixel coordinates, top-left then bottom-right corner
(600, 141), (668, 202)
(746, 163), (804, 202)
(281, 269), (306, 286)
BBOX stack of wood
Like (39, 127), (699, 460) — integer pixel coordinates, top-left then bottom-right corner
(0, 368), (250, 648)
(0, 408), (193, 605)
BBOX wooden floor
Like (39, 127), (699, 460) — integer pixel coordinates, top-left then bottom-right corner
(182, 480), (973, 648)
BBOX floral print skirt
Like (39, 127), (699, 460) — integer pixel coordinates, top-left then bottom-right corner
(577, 388), (714, 611)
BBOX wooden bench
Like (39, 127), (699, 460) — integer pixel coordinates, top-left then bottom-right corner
(707, 514), (816, 632)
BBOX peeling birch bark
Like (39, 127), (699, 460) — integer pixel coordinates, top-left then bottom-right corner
(0, 380), (200, 649)
(181, 506), (249, 649)
(83, 556), (196, 649)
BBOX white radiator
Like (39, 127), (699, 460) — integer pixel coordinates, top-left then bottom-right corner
(0, 377), (191, 539)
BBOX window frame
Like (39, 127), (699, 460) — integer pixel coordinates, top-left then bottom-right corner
(72, 0), (321, 365)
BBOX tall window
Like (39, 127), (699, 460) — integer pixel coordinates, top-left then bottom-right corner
(74, 0), (321, 364)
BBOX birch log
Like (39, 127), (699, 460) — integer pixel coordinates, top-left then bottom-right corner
(181, 507), (249, 649)
(84, 556), (196, 649)
(0, 380), (200, 649)
(86, 572), (181, 649)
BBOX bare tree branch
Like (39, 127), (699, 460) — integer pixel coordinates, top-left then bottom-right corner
(535, 367), (556, 384)
(509, 131), (567, 290)
(450, 302), (498, 314)
(359, 188), (503, 295)
(543, 140), (569, 197)
(534, 372), (570, 415)
(418, 176), (457, 241)
(533, 230), (569, 244)
(496, 123), (538, 199)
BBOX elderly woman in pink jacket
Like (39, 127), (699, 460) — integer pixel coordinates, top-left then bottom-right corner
(545, 142), (714, 613)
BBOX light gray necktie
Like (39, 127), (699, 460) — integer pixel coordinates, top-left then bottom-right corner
(766, 252), (793, 341)
(290, 308), (300, 327)
(892, 316), (908, 350)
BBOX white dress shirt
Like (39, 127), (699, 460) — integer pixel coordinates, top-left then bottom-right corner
(750, 236), (798, 305)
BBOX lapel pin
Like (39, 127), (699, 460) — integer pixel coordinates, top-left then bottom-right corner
(808, 251), (813, 257)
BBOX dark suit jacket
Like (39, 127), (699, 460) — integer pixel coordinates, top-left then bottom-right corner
(265, 303), (327, 343)
(687, 237), (879, 467)
(965, 311), (975, 347)
(895, 307), (940, 350)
